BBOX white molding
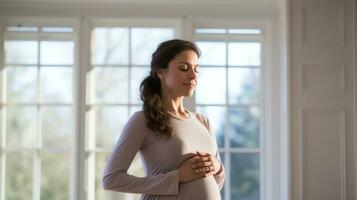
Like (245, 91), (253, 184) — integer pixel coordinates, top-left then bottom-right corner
(300, 64), (346, 94)
(352, 1), (357, 200)
(0, 17), (4, 199)
(0, 2), (278, 19)
(299, 2), (345, 48)
(299, 108), (346, 200)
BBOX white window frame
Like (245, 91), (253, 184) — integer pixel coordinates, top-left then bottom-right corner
(0, 17), (79, 200)
(0, 14), (289, 200)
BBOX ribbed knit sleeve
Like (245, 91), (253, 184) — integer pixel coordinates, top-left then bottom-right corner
(102, 112), (180, 195)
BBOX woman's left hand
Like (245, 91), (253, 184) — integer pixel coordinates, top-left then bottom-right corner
(190, 151), (222, 176)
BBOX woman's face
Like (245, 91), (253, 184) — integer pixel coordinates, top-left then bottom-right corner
(157, 50), (199, 98)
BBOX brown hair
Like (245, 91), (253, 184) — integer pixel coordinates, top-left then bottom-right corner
(139, 39), (201, 138)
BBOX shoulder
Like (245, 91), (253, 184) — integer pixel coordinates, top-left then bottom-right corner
(124, 110), (149, 132)
(193, 112), (211, 131)
(129, 110), (145, 122)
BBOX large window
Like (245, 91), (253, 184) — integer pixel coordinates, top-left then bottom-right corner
(0, 19), (267, 200)
(1, 25), (75, 199)
(194, 28), (262, 200)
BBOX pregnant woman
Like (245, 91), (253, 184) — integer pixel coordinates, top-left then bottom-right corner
(102, 39), (225, 200)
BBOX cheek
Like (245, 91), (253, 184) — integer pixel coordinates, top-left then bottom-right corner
(165, 72), (184, 85)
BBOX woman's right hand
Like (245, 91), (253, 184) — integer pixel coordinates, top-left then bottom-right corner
(178, 154), (213, 183)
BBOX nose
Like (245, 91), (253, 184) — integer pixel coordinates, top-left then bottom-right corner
(188, 68), (198, 80)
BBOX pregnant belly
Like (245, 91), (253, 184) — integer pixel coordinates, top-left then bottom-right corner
(179, 176), (221, 200)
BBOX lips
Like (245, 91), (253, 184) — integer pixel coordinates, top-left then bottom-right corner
(183, 83), (196, 87)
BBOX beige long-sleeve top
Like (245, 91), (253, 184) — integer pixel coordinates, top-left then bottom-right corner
(102, 110), (225, 200)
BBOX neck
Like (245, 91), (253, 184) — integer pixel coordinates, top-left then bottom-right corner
(161, 92), (186, 115)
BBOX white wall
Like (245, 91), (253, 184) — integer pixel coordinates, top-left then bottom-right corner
(289, 0), (356, 199)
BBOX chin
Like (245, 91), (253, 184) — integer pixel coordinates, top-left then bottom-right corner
(183, 90), (195, 97)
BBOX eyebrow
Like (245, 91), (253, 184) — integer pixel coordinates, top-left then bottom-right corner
(178, 61), (200, 67)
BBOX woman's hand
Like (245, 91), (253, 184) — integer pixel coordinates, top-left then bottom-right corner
(190, 151), (221, 176)
(178, 156), (206, 183)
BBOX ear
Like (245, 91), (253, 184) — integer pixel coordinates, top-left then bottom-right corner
(156, 68), (165, 80)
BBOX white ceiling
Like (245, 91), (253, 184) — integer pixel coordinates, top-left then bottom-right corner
(0, 0), (282, 18)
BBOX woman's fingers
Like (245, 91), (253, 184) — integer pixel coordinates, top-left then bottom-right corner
(194, 165), (214, 173)
(190, 151), (217, 175)
(191, 161), (213, 168)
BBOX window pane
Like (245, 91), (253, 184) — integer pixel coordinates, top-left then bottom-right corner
(228, 67), (260, 104)
(196, 106), (225, 148)
(91, 67), (129, 104)
(40, 67), (73, 103)
(196, 42), (226, 66)
(96, 153), (126, 200)
(40, 41), (74, 65)
(5, 41), (38, 64)
(6, 67), (38, 103)
(6, 152), (33, 200)
(41, 106), (73, 149)
(91, 28), (129, 65)
(6, 106), (37, 148)
(130, 67), (150, 103)
(228, 106), (260, 148)
(228, 29), (261, 34)
(195, 29), (226, 34)
(231, 154), (260, 200)
(7, 27), (39, 32)
(195, 67), (226, 104)
(41, 27), (74, 33)
(131, 28), (174, 65)
(95, 106), (128, 148)
(41, 152), (69, 200)
(228, 42), (261, 66)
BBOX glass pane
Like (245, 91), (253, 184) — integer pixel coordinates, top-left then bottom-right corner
(131, 28), (174, 65)
(195, 29), (226, 34)
(228, 106), (260, 148)
(6, 106), (37, 148)
(228, 42), (261, 66)
(228, 67), (260, 104)
(5, 40), (38, 64)
(6, 152), (33, 200)
(91, 28), (129, 65)
(40, 67), (73, 103)
(228, 29), (261, 34)
(95, 106), (128, 148)
(6, 67), (38, 103)
(196, 41), (226, 66)
(41, 152), (69, 200)
(40, 41), (74, 65)
(128, 153), (145, 177)
(195, 106), (225, 148)
(96, 153), (126, 200)
(130, 67), (150, 103)
(231, 154), (260, 200)
(41, 27), (74, 33)
(7, 27), (39, 32)
(42, 106), (73, 149)
(91, 67), (129, 104)
(195, 67), (226, 104)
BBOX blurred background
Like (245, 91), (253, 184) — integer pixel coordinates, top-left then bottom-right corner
(0, 0), (356, 200)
